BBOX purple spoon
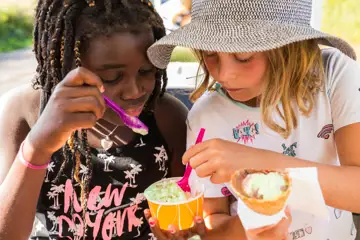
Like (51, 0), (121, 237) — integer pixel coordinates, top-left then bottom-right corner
(177, 128), (206, 192)
(103, 95), (149, 136)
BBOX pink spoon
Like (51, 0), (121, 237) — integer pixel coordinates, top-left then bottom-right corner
(103, 95), (149, 136)
(177, 128), (206, 192)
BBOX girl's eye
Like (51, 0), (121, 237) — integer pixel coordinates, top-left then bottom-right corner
(235, 54), (254, 63)
(101, 73), (124, 84)
(139, 67), (156, 76)
(203, 51), (217, 58)
(236, 57), (252, 63)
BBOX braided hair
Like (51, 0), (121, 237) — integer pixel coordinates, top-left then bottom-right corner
(33, 0), (167, 236)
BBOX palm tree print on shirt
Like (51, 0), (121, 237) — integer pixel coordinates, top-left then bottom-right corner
(134, 217), (144, 237)
(154, 145), (168, 172)
(97, 153), (116, 172)
(47, 211), (59, 235)
(124, 164), (143, 188)
(135, 137), (146, 148)
(69, 224), (84, 240)
(47, 184), (65, 210)
(79, 164), (89, 182)
(44, 162), (55, 183)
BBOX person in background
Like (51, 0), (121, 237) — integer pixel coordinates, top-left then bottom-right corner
(172, 0), (192, 27)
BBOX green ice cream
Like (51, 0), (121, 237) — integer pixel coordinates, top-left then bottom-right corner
(144, 179), (189, 203)
(243, 172), (287, 201)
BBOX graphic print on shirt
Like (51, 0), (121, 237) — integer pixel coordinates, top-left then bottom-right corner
(54, 179), (145, 239)
(47, 184), (65, 210)
(317, 124), (334, 139)
(47, 211), (60, 235)
(327, 89), (331, 99)
(31, 216), (47, 236)
(334, 208), (343, 219)
(221, 187), (232, 197)
(233, 120), (260, 144)
(135, 137), (146, 148)
(148, 233), (157, 240)
(289, 224), (312, 240)
(154, 145), (169, 176)
(282, 142), (297, 157)
(351, 222), (356, 236)
(34, 113), (172, 240)
(98, 153), (116, 172)
(123, 163), (143, 188)
(45, 161), (56, 183)
(67, 223), (85, 240)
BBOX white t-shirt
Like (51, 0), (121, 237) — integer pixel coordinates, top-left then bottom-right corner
(187, 48), (360, 240)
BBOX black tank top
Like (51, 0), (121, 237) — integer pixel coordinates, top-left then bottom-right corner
(30, 111), (171, 240)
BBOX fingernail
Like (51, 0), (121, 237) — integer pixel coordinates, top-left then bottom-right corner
(168, 225), (176, 234)
(100, 86), (105, 93)
(149, 218), (155, 227)
(195, 216), (202, 223)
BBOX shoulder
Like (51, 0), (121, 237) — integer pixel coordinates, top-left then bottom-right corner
(188, 90), (222, 124)
(322, 48), (360, 88)
(0, 84), (40, 184)
(155, 92), (189, 126)
(0, 84), (41, 127)
(155, 93), (189, 147)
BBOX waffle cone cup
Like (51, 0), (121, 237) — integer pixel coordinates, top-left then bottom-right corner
(231, 169), (292, 216)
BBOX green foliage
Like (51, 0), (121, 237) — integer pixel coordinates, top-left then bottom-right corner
(0, 8), (33, 52)
(322, 0), (360, 44)
(170, 47), (197, 62)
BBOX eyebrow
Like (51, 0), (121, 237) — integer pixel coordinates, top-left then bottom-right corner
(98, 64), (126, 70)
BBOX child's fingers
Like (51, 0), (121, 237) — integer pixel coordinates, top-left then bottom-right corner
(143, 210), (168, 240)
(284, 206), (292, 223)
(167, 224), (186, 240)
(191, 216), (207, 237)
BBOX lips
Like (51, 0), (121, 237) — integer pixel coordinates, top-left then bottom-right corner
(123, 105), (145, 117)
(224, 87), (244, 93)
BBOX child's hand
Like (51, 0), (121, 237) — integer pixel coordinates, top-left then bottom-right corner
(182, 138), (269, 184)
(27, 67), (105, 158)
(144, 209), (206, 240)
(246, 207), (292, 240)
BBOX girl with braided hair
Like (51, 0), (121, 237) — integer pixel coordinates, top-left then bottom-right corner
(0, 0), (193, 239)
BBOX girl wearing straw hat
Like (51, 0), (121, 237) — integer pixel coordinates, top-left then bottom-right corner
(145, 0), (360, 239)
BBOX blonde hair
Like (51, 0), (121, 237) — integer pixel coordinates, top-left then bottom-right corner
(190, 40), (325, 139)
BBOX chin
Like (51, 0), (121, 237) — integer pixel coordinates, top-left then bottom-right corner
(228, 92), (258, 103)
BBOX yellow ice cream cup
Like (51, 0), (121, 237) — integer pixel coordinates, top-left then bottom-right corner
(144, 177), (204, 230)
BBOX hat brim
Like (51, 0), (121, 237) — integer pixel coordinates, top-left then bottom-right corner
(148, 20), (356, 69)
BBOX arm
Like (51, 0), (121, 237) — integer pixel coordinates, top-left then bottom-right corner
(247, 52), (360, 213)
(0, 86), (52, 240)
(155, 93), (188, 177)
(0, 68), (107, 239)
(250, 123), (360, 213)
(202, 197), (247, 240)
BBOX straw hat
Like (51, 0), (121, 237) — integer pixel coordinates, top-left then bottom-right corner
(148, 0), (356, 69)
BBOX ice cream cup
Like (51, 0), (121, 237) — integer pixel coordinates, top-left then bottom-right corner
(231, 169), (292, 216)
(144, 177), (204, 230)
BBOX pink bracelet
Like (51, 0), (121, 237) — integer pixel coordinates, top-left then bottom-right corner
(17, 141), (50, 170)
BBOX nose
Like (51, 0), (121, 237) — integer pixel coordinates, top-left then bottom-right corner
(121, 77), (144, 100)
(217, 53), (238, 84)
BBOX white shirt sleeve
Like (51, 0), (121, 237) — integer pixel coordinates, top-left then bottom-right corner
(325, 49), (360, 132)
(186, 101), (231, 198)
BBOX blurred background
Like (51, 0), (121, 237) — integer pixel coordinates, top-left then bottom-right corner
(0, 0), (359, 95)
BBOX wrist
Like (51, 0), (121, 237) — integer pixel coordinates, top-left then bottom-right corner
(21, 137), (54, 166)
